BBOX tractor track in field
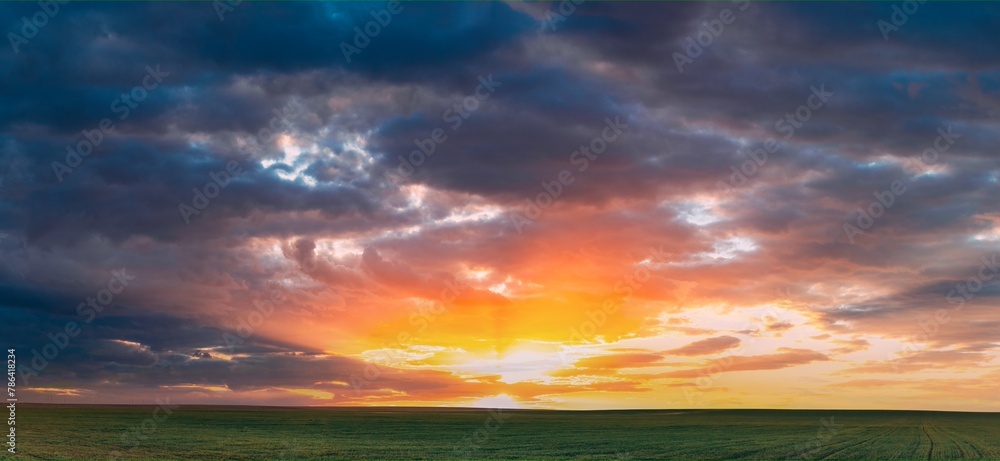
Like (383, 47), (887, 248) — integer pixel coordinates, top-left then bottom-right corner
(926, 423), (963, 459)
(942, 426), (968, 459)
(815, 426), (898, 460)
(936, 424), (982, 460)
(921, 425), (934, 460)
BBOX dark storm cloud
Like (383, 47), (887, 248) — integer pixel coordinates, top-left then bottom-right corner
(2, 1), (1000, 404)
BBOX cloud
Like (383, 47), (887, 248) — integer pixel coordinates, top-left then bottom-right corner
(664, 336), (741, 356)
(571, 352), (665, 370)
(2, 1), (999, 410)
(657, 348), (831, 379)
(841, 349), (996, 375)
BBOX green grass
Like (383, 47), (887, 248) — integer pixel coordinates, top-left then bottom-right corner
(9, 405), (1000, 460)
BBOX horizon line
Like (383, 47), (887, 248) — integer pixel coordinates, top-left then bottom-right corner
(16, 403), (1000, 414)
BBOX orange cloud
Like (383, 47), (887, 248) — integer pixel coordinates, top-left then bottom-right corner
(665, 336), (741, 356)
(656, 348), (831, 379)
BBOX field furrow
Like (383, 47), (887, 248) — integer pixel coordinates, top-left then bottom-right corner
(813, 426), (898, 460)
(9, 406), (1000, 460)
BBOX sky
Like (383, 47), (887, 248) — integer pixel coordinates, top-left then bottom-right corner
(1, 1), (999, 411)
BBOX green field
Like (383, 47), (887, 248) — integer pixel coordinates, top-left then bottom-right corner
(8, 405), (1000, 460)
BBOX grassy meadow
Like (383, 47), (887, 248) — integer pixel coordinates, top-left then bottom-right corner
(8, 405), (1000, 460)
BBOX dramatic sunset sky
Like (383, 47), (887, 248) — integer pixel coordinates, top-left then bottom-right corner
(2, 1), (999, 411)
